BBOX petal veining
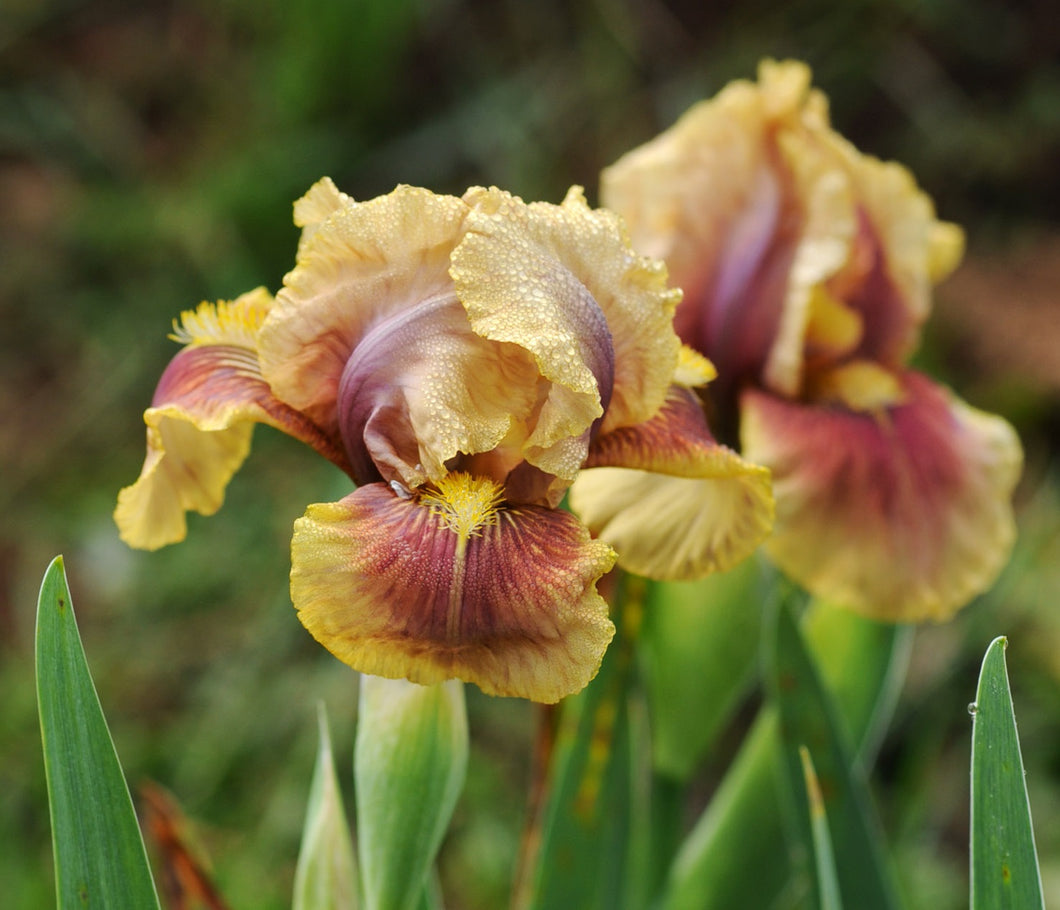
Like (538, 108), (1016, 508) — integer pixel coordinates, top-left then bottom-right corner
(290, 481), (617, 703)
(570, 386), (774, 580)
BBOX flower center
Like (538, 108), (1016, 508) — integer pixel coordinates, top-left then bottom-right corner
(419, 473), (505, 543)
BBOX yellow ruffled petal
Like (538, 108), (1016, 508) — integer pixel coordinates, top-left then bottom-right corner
(602, 71), (780, 313)
(115, 407), (253, 551)
(835, 137), (965, 330)
(259, 185), (470, 434)
(293, 176), (355, 230)
(453, 186), (681, 481)
(570, 387), (774, 580)
(762, 127), (859, 395)
(569, 466), (773, 581)
(741, 374), (1022, 621)
(928, 221), (965, 284)
(291, 479), (617, 703)
(602, 59), (815, 278)
(292, 176), (356, 256)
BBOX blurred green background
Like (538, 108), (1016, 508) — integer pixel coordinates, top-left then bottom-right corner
(2, 0), (1058, 907)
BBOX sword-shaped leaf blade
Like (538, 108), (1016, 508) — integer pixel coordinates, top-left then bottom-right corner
(35, 556), (160, 909)
(970, 637), (1044, 910)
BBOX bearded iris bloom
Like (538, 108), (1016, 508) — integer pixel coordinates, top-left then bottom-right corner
(116, 181), (773, 702)
(593, 59), (1022, 623)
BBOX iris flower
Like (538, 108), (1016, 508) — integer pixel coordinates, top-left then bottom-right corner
(116, 181), (772, 702)
(592, 59), (1022, 622)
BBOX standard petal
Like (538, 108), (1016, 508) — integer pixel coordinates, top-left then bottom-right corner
(116, 294), (347, 550)
(602, 73), (789, 387)
(740, 373), (1022, 622)
(336, 294), (542, 488)
(452, 187), (612, 480)
(758, 127), (859, 396)
(569, 387), (774, 580)
(290, 480), (617, 703)
(602, 60), (858, 401)
(833, 134), (964, 362)
(602, 59), (962, 407)
(259, 186), (470, 434)
(292, 176), (356, 256)
(455, 186), (682, 457)
(602, 60), (816, 280)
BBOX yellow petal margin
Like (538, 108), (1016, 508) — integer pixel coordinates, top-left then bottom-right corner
(115, 289), (346, 550)
(741, 374), (1022, 622)
(291, 480), (617, 703)
(569, 387), (774, 580)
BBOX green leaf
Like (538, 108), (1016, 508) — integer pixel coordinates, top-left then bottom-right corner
(802, 603), (913, 767)
(970, 637), (1045, 910)
(768, 598), (900, 910)
(640, 557), (766, 780)
(513, 580), (644, 910)
(294, 704), (358, 910)
(35, 556), (160, 910)
(798, 746), (842, 910)
(661, 599), (909, 910)
(355, 676), (467, 910)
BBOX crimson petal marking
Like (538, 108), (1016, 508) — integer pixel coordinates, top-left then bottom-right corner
(291, 483), (617, 703)
(741, 372), (1021, 621)
(115, 343), (348, 551)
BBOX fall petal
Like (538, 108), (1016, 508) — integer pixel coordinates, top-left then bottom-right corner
(740, 373), (1022, 621)
(569, 387), (774, 580)
(290, 480), (617, 703)
(115, 293), (346, 550)
(115, 405), (253, 551)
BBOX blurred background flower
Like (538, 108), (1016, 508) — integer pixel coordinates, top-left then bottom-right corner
(2, 1), (1058, 907)
(599, 60), (1022, 623)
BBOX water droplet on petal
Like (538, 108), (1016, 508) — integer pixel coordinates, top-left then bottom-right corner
(967, 702), (978, 716)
